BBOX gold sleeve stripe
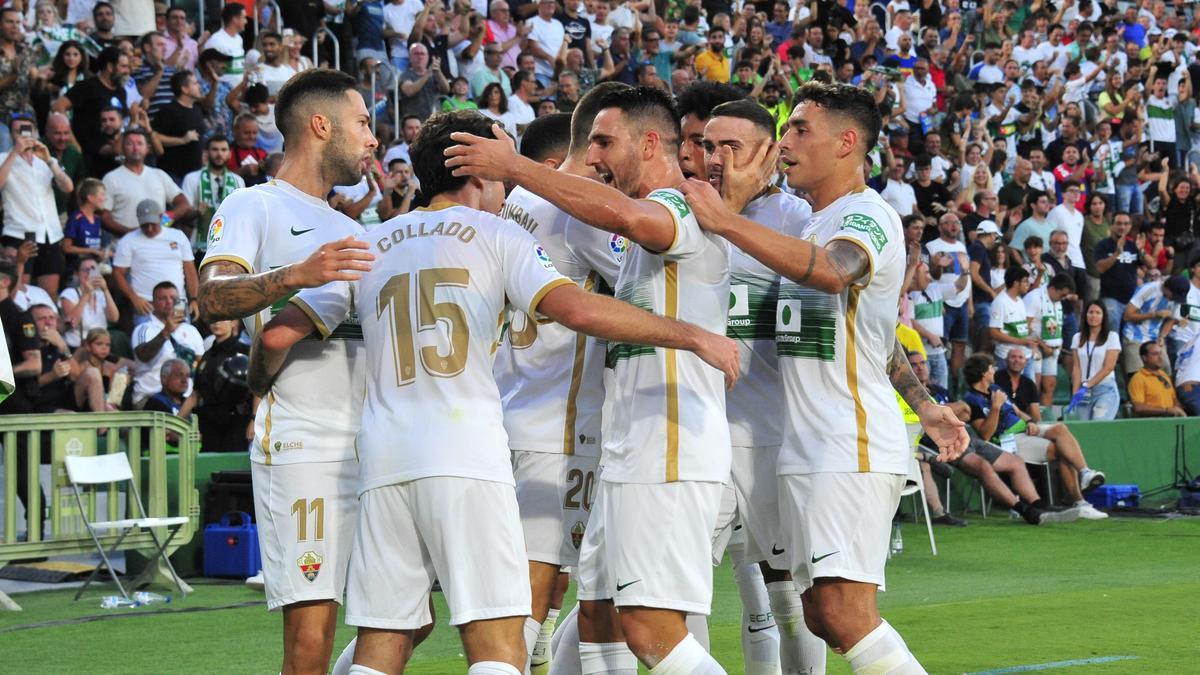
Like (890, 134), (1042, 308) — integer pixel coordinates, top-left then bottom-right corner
(288, 296), (332, 339)
(561, 272), (598, 456)
(844, 286), (871, 472)
(529, 278), (576, 316)
(664, 261), (681, 482)
(198, 254), (252, 274)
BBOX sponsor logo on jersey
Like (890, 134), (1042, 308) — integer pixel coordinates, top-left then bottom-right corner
(534, 243), (555, 270)
(297, 550), (323, 582)
(570, 521), (585, 550)
(577, 433), (597, 446)
(290, 226), (316, 236)
(208, 215), (225, 245)
(841, 213), (888, 253)
(273, 440), (304, 452)
(609, 234), (628, 263)
(648, 189), (691, 219)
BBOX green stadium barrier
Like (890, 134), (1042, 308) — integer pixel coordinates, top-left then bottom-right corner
(944, 417), (1196, 514)
(0, 412), (200, 610)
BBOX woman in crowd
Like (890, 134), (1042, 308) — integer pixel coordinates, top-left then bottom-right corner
(74, 328), (135, 413)
(1070, 300), (1122, 420)
(477, 82), (517, 138)
(59, 257), (119, 350)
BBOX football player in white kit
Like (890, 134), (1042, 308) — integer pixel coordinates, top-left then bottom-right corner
(700, 99), (831, 675)
(493, 85), (632, 672)
(196, 69), (380, 674)
(680, 82), (970, 675)
(252, 110), (740, 675)
(448, 86), (733, 674)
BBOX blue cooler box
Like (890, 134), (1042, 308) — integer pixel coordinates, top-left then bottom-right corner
(1085, 484), (1140, 509)
(203, 511), (261, 578)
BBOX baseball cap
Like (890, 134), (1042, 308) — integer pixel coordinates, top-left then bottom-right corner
(136, 199), (164, 225)
(1164, 275), (1190, 299)
(976, 220), (1001, 236)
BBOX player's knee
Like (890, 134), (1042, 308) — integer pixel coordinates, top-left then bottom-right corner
(287, 620), (337, 660)
(616, 613), (657, 657)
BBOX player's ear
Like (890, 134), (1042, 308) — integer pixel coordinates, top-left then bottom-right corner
(838, 126), (858, 160)
(642, 130), (659, 160)
(310, 113), (332, 141)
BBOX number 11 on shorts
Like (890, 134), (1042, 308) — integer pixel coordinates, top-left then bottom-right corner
(291, 497), (325, 542)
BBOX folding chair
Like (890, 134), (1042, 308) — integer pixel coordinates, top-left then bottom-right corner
(65, 453), (190, 601)
(900, 452), (938, 556)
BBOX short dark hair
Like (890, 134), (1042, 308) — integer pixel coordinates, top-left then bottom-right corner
(710, 99), (778, 141)
(963, 353), (995, 386)
(92, 1), (113, 16)
(206, 135), (230, 148)
(221, 2), (244, 25)
(169, 69), (194, 97)
(676, 81), (746, 124)
(1004, 265), (1030, 288)
(1047, 272), (1076, 293)
(0, 260), (17, 286)
(94, 45), (122, 71)
(520, 112), (572, 163)
(260, 30), (282, 43)
(479, 83), (508, 114)
(1026, 189), (1049, 208)
(511, 70), (536, 90)
(152, 280), (179, 296)
(139, 31), (164, 51)
(1023, 235), (1043, 250)
(1140, 340), (1157, 359)
(275, 68), (358, 142)
(569, 81), (630, 154)
(791, 81), (881, 158)
(594, 85), (681, 149)
(410, 110), (501, 202)
(708, 26), (726, 39)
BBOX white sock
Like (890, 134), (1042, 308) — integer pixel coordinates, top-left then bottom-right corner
(579, 642), (637, 675)
(648, 633), (727, 675)
(469, 662), (523, 675)
(734, 564), (779, 675)
(766, 580), (826, 675)
(685, 613), (710, 651)
(843, 621), (926, 675)
(347, 666), (387, 675)
(532, 608), (560, 668)
(331, 638), (357, 675)
(549, 605), (580, 675)
(525, 616), (543, 667)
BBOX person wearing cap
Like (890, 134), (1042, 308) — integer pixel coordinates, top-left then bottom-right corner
(969, 220), (1002, 349)
(1121, 274), (1190, 376)
(111, 198), (198, 327)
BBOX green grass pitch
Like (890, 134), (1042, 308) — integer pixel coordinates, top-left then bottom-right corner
(2, 514), (1197, 673)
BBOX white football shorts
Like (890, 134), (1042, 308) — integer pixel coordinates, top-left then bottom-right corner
(512, 450), (601, 567)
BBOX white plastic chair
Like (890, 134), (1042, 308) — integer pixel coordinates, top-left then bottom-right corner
(65, 453), (190, 602)
(900, 451), (938, 556)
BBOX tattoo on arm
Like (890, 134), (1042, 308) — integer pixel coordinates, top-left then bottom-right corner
(826, 240), (871, 290)
(889, 338), (934, 412)
(198, 261), (294, 322)
(247, 334), (281, 397)
(794, 242), (819, 285)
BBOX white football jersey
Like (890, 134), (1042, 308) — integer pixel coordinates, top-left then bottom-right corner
(726, 189), (813, 448)
(775, 187), (909, 476)
(201, 179), (367, 466)
(293, 204), (573, 494)
(493, 187), (626, 457)
(601, 188), (732, 484)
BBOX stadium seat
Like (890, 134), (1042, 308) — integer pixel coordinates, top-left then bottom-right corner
(65, 453), (190, 602)
(901, 452), (937, 556)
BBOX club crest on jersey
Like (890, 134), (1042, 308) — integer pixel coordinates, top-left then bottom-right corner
(609, 235), (628, 264)
(22, 322), (35, 338)
(571, 521), (586, 550)
(208, 216), (225, 245)
(534, 243), (555, 270)
(841, 213), (888, 253)
(297, 551), (323, 582)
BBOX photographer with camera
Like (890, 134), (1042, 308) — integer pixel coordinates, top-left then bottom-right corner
(0, 115), (75, 299)
(129, 278), (202, 409)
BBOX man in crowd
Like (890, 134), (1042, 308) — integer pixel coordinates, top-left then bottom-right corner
(112, 199), (198, 325)
(152, 71), (205, 182)
(101, 129), (192, 234)
(181, 136), (245, 257)
(1128, 341), (1187, 417)
(53, 46), (131, 176)
(206, 3), (248, 87)
(130, 280), (202, 409)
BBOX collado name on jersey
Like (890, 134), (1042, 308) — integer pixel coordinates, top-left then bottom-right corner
(377, 220), (477, 252)
(841, 213), (888, 253)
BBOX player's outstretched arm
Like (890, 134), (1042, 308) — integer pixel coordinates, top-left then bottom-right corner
(888, 338), (969, 461)
(538, 284), (740, 389)
(247, 304), (320, 396)
(198, 237), (375, 322)
(679, 178), (866, 294)
(444, 124), (677, 251)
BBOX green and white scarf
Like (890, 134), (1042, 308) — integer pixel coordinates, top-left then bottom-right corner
(195, 167), (240, 250)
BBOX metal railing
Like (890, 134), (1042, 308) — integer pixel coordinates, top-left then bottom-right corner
(0, 412), (200, 610)
(313, 25), (341, 71)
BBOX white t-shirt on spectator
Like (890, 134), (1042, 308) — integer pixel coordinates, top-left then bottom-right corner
(1047, 204), (1084, 268)
(1069, 330), (1120, 387)
(59, 286), (111, 348)
(131, 316), (203, 404)
(112, 227), (194, 302)
(881, 178), (918, 216)
(924, 238), (972, 308)
(382, 0), (424, 56)
(528, 15), (566, 80)
(13, 284), (55, 312)
(1012, 43), (1048, 70)
(990, 291), (1031, 361)
(257, 63), (297, 96)
(0, 153), (63, 244)
(507, 94), (535, 128)
(102, 165), (184, 232)
(884, 25), (911, 52)
(902, 76), (937, 123)
(206, 28), (247, 86)
(1029, 169), (1055, 193)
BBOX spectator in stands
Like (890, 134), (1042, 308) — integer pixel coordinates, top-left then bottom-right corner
(1092, 212), (1150, 334)
(130, 280), (202, 408)
(882, 157), (919, 216)
(227, 114), (268, 186)
(1070, 300), (1122, 421)
(152, 70), (205, 182)
(30, 302), (80, 413)
(133, 31), (177, 119)
(59, 256), (118, 350)
(0, 8), (36, 154)
(75, 328), (135, 412)
(472, 40), (513, 100)
(102, 129), (191, 235)
(143, 357), (196, 417)
(112, 199), (198, 326)
(1010, 190), (1054, 263)
(181, 136), (244, 255)
(206, 4), (248, 87)
(525, 0), (564, 87)
(695, 26), (729, 83)
(383, 114), (421, 166)
(555, 72), (581, 113)
(42, 113), (85, 219)
(908, 255), (950, 390)
(969, 220), (1001, 350)
(1129, 341), (1187, 417)
(398, 43), (448, 121)
(962, 353), (1108, 519)
(376, 158), (417, 221)
(926, 212), (971, 384)
(1121, 275), (1189, 376)
(1047, 178), (1088, 269)
(0, 260), (43, 533)
(911, 155), (953, 219)
(63, 178), (109, 270)
(1025, 272), (1076, 407)
(990, 265), (1039, 367)
(193, 319), (253, 452)
(196, 48), (236, 143)
(0, 116), (74, 297)
(162, 6), (197, 70)
(251, 31), (297, 96)
(508, 70), (538, 135)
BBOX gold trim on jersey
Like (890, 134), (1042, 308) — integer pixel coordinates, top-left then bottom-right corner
(529, 278), (576, 316)
(198, 254), (252, 274)
(664, 261), (680, 482)
(561, 273), (597, 455)
(289, 296), (331, 339)
(262, 391), (276, 465)
(845, 287), (870, 472)
(649, 198), (683, 254)
(828, 235), (876, 287)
